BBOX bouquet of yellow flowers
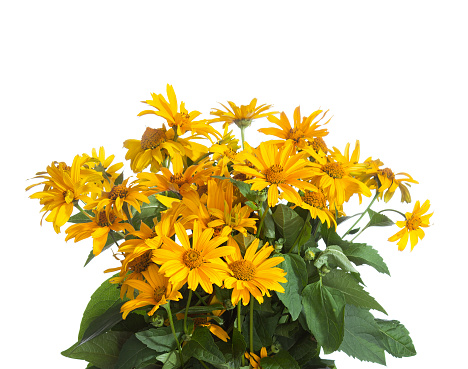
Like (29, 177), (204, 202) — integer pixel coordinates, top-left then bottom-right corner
(27, 85), (432, 369)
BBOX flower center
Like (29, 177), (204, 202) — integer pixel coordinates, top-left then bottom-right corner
(224, 149), (237, 160)
(322, 162), (345, 179)
(170, 173), (186, 187)
(140, 127), (166, 150)
(129, 251), (153, 273)
(380, 167), (395, 180)
(287, 128), (304, 142)
(406, 216), (422, 231)
(229, 260), (256, 281)
(97, 211), (116, 227)
(63, 189), (74, 204)
(264, 164), (285, 184)
(302, 190), (326, 209)
(153, 286), (166, 303)
(173, 112), (191, 128)
(310, 137), (328, 154)
(182, 249), (204, 269)
(193, 317), (209, 327)
(109, 184), (128, 200)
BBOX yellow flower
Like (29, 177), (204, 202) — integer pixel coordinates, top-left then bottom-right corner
(65, 209), (133, 256)
(258, 106), (330, 150)
(232, 141), (317, 207)
(137, 155), (214, 197)
(84, 147), (124, 191)
(245, 347), (268, 369)
(223, 239), (287, 306)
(139, 84), (221, 140)
(84, 178), (152, 220)
(123, 125), (187, 173)
(361, 159), (418, 203)
(153, 221), (234, 293)
(120, 264), (183, 319)
(304, 147), (372, 208)
(282, 186), (337, 229)
(27, 155), (102, 233)
(388, 200), (433, 251)
(210, 98), (277, 129)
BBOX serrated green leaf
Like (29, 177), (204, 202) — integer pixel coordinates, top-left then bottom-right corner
(340, 242), (390, 275)
(156, 351), (182, 369)
(136, 324), (182, 353)
(261, 350), (300, 369)
(301, 281), (345, 354)
(375, 319), (416, 358)
(338, 305), (386, 365)
(314, 245), (358, 274)
(182, 327), (225, 365)
(115, 334), (158, 369)
(360, 209), (394, 233)
(274, 254), (307, 320)
(62, 331), (133, 369)
(323, 269), (387, 314)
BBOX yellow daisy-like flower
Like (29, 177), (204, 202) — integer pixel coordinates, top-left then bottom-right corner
(232, 141), (317, 207)
(65, 209), (134, 256)
(361, 159), (419, 203)
(124, 125), (187, 173)
(153, 221), (234, 294)
(137, 155), (213, 197)
(304, 147), (372, 208)
(210, 142), (246, 177)
(84, 178), (152, 220)
(139, 84), (221, 141)
(258, 106), (330, 150)
(84, 147), (124, 191)
(282, 186), (337, 229)
(27, 155), (103, 233)
(388, 200), (433, 251)
(210, 98), (277, 129)
(120, 264), (183, 319)
(223, 238), (287, 306)
(245, 347), (268, 369)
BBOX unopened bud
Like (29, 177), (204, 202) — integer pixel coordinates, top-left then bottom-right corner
(224, 299), (235, 310)
(320, 265), (331, 275)
(150, 314), (164, 327)
(182, 333), (192, 342)
(271, 342), (282, 353)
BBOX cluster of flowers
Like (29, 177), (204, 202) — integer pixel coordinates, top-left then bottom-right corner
(27, 85), (432, 365)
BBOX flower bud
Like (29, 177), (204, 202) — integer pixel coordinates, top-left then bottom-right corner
(150, 314), (165, 327)
(271, 342), (282, 353)
(224, 299), (235, 310)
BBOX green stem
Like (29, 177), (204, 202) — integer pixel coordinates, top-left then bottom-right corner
(249, 299), (254, 355)
(379, 209), (406, 218)
(256, 204), (269, 238)
(184, 289), (193, 335)
(123, 203), (134, 229)
(292, 213), (311, 254)
(193, 290), (209, 306)
(237, 301), (245, 366)
(240, 126), (246, 150)
(74, 203), (93, 220)
(342, 191), (379, 238)
(164, 302), (184, 366)
(109, 232), (121, 249)
(199, 361), (210, 369)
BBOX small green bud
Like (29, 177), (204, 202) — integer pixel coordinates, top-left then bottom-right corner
(257, 188), (268, 202)
(150, 314), (165, 327)
(304, 247), (321, 261)
(274, 242), (283, 253)
(271, 342), (282, 353)
(224, 299), (235, 310)
(234, 118), (253, 129)
(182, 333), (192, 342)
(320, 265), (331, 275)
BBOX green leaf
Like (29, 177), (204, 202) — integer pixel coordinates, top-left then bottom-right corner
(243, 312), (280, 351)
(261, 350), (300, 369)
(363, 209), (394, 231)
(176, 304), (225, 315)
(136, 325), (182, 353)
(322, 269), (387, 315)
(62, 331), (133, 369)
(182, 327), (225, 365)
(301, 281), (345, 354)
(232, 328), (247, 369)
(156, 350), (183, 369)
(68, 209), (94, 223)
(272, 205), (305, 252)
(340, 242), (390, 275)
(314, 245), (358, 274)
(338, 305), (386, 365)
(78, 275), (123, 341)
(115, 334), (158, 369)
(80, 301), (125, 345)
(274, 254), (307, 320)
(375, 319), (416, 358)
(263, 207), (276, 239)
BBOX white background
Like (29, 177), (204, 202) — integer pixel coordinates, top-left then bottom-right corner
(2, 1), (467, 368)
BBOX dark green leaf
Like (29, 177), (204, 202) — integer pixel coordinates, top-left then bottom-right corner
(182, 327), (225, 365)
(136, 325), (182, 353)
(263, 207), (276, 239)
(62, 331), (133, 369)
(288, 334), (320, 366)
(323, 269), (387, 314)
(341, 242), (390, 275)
(243, 312), (280, 351)
(115, 334), (158, 369)
(232, 328), (247, 369)
(155, 350), (182, 369)
(338, 305), (386, 365)
(375, 319), (416, 358)
(176, 304), (225, 315)
(114, 172), (124, 186)
(69, 209), (94, 223)
(274, 254), (307, 320)
(261, 350), (300, 369)
(80, 301), (125, 345)
(272, 205), (304, 252)
(78, 276), (124, 341)
(301, 281), (345, 354)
